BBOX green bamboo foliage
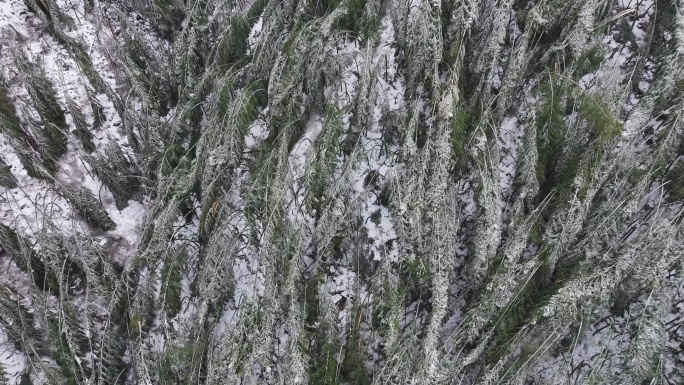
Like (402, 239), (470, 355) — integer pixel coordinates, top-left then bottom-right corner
(0, 87), (49, 179)
(61, 185), (116, 231)
(122, 0), (185, 40)
(83, 143), (141, 210)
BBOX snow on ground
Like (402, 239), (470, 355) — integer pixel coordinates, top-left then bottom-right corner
(0, 0), (30, 32)
(247, 13), (264, 54)
(530, 309), (630, 383)
(325, 265), (371, 331)
(613, 0), (655, 111)
(617, 0), (654, 41)
(346, 17), (404, 264)
(536, 275), (682, 383)
(563, 312), (630, 380)
(225, 193), (267, 315)
(0, 134), (78, 236)
(212, 239), (267, 342)
(576, 0), (656, 119)
(497, 116), (523, 203)
(0, 255), (35, 385)
(0, 255), (32, 385)
(0, 327), (25, 385)
(458, 178), (476, 220)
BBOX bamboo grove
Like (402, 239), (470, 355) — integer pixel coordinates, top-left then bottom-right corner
(0, 0), (683, 383)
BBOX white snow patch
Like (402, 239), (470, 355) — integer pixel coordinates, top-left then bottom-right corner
(325, 265), (371, 331)
(343, 16), (407, 264)
(0, 0), (147, 261)
(247, 14), (263, 54)
(498, 116), (522, 201)
(244, 108), (269, 150)
(0, 328), (26, 385)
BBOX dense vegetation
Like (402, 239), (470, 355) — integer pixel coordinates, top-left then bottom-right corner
(0, 0), (682, 383)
